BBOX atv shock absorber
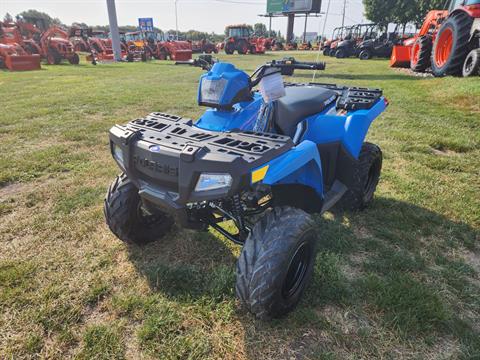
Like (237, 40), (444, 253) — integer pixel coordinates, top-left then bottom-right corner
(231, 194), (249, 240)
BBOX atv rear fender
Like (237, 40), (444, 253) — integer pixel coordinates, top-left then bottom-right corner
(303, 96), (387, 159)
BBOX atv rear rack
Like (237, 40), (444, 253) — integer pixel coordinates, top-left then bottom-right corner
(285, 82), (383, 111)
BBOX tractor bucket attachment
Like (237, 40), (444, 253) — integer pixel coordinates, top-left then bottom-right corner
(5, 54), (41, 71)
(390, 45), (411, 68)
(171, 49), (193, 61)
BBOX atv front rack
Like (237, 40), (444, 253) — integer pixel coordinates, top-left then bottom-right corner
(109, 112), (294, 226)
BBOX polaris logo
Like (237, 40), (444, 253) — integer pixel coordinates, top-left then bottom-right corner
(133, 156), (178, 177)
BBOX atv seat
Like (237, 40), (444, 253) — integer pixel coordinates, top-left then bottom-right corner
(274, 86), (337, 138)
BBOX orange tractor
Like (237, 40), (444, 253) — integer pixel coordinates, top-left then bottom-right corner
(223, 25), (267, 54)
(16, 17), (79, 65)
(391, 0), (480, 76)
(0, 21), (41, 71)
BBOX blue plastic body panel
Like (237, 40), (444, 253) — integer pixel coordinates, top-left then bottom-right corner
(302, 97), (387, 159)
(195, 93), (263, 132)
(260, 140), (324, 197)
(197, 62), (250, 109)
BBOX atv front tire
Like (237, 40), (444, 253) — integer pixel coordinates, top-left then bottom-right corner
(236, 207), (317, 319)
(335, 142), (382, 211)
(104, 174), (174, 245)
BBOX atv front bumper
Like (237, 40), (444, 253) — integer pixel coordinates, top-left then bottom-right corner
(109, 113), (293, 226)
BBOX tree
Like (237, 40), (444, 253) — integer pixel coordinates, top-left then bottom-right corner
(415, 0), (447, 27)
(254, 23), (267, 37)
(17, 9), (56, 30)
(363, 0), (396, 29)
(3, 12), (14, 23)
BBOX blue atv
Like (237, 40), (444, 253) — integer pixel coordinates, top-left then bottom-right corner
(104, 57), (388, 319)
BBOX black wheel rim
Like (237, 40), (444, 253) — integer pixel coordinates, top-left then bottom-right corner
(282, 240), (312, 299)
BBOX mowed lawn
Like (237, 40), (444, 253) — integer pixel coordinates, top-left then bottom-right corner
(0, 52), (479, 359)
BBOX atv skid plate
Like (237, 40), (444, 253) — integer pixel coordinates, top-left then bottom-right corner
(109, 113), (293, 226)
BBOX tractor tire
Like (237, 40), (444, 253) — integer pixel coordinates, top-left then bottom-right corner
(334, 142), (382, 211)
(411, 35), (432, 72)
(236, 207), (317, 320)
(224, 42), (235, 55)
(47, 48), (62, 65)
(237, 40), (249, 55)
(359, 50), (372, 60)
(323, 48), (330, 56)
(431, 11), (473, 77)
(69, 53), (80, 65)
(104, 174), (174, 245)
(335, 49), (346, 58)
(462, 49), (480, 77)
(250, 45), (257, 55)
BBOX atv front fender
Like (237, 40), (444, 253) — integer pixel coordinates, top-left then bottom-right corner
(260, 140), (324, 197)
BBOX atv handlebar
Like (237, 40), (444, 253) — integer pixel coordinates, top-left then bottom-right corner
(250, 57), (326, 87)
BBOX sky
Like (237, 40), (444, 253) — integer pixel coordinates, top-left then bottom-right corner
(1, 0), (365, 38)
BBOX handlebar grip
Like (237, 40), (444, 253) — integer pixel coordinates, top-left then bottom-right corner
(293, 62), (326, 71)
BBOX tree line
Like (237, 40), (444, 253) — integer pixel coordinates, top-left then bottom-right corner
(363, 0), (447, 29)
(3, 9), (280, 42)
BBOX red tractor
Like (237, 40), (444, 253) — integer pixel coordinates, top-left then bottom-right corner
(143, 31), (192, 61)
(0, 21), (41, 71)
(223, 25), (267, 54)
(391, 0), (480, 77)
(39, 26), (79, 65)
(191, 39), (218, 54)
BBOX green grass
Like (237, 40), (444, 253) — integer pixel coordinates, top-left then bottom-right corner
(0, 53), (479, 359)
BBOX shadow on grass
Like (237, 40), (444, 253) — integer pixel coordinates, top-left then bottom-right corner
(125, 197), (479, 357)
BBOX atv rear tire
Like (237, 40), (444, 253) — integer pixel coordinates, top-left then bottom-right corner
(236, 207), (317, 319)
(462, 49), (480, 77)
(411, 35), (432, 72)
(431, 11), (473, 77)
(359, 50), (372, 60)
(323, 48), (330, 56)
(104, 174), (174, 245)
(335, 142), (382, 211)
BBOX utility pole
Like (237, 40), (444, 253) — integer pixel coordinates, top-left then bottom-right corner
(175, 0), (179, 40)
(303, 14), (308, 43)
(341, 0), (347, 28)
(106, 0), (122, 61)
(269, 13), (272, 36)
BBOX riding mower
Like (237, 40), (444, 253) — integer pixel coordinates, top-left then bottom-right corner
(104, 58), (388, 319)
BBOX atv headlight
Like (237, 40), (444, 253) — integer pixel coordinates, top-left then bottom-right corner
(112, 144), (124, 166)
(195, 173), (232, 192)
(200, 78), (227, 105)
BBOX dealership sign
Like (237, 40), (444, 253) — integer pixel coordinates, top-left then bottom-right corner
(267, 0), (321, 14)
